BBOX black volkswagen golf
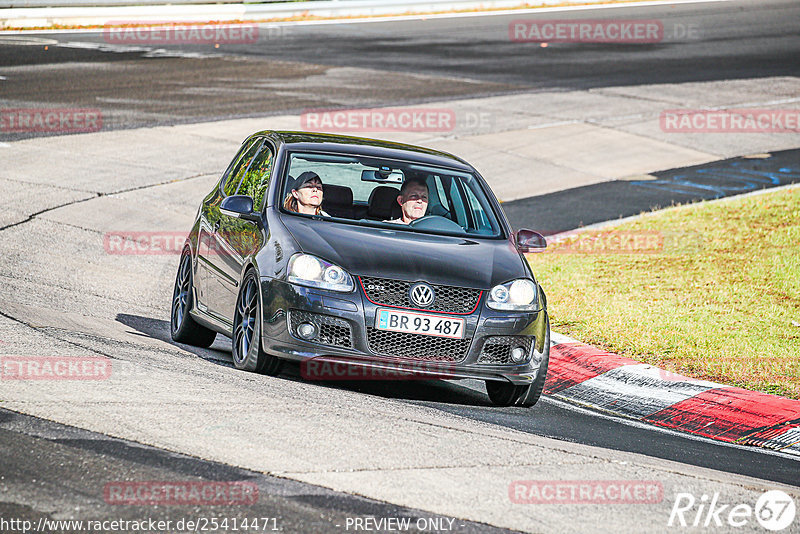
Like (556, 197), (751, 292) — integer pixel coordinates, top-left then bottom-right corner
(171, 131), (550, 407)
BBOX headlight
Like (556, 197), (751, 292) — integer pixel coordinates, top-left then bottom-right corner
(287, 253), (354, 292)
(486, 279), (537, 311)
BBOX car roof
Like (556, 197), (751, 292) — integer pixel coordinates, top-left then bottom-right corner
(254, 130), (475, 172)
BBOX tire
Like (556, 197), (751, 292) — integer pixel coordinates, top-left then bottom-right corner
(232, 270), (283, 376)
(486, 317), (551, 408)
(486, 381), (528, 407)
(171, 251), (217, 348)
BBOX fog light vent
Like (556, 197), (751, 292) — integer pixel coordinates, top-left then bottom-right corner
(478, 336), (534, 365)
(289, 310), (353, 348)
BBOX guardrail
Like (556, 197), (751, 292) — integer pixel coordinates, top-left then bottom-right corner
(0, 0), (638, 29)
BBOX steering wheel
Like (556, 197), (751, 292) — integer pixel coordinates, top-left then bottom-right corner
(408, 215), (464, 232)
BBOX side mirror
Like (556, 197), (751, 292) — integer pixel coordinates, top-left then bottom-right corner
(516, 229), (547, 253)
(220, 195), (260, 222)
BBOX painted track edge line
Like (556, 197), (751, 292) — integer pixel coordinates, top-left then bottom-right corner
(543, 337), (800, 454)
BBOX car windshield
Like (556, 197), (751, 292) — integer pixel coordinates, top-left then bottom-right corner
(281, 151), (503, 238)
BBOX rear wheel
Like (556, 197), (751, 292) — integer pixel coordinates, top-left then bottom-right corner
(232, 270), (283, 376)
(171, 251), (217, 348)
(486, 318), (550, 408)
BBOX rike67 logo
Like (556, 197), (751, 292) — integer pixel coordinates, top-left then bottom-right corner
(668, 490), (796, 531)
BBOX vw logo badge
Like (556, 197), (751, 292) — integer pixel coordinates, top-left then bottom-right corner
(409, 282), (435, 308)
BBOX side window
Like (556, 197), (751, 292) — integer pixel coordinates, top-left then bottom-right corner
(447, 178), (468, 228)
(433, 176), (450, 211)
(223, 138), (262, 197)
(236, 143), (274, 210)
(463, 185), (491, 232)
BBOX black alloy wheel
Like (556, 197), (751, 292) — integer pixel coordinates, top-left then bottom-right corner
(232, 270), (283, 376)
(171, 251), (217, 347)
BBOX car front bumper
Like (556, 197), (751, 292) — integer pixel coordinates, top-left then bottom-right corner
(260, 278), (549, 385)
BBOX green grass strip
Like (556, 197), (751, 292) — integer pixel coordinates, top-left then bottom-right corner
(529, 186), (800, 398)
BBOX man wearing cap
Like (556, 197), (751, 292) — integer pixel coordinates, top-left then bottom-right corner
(283, 171), (330, 216)
(385, 178), (429, 224)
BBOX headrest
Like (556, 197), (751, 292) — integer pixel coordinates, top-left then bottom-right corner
(367, 186), (400, 219)
(323, 184), (353, 206)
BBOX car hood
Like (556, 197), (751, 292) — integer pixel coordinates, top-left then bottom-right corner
(280, 217), (529, 289)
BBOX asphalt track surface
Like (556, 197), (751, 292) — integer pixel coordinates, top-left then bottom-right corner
(0, 409), (512, 534)
(1, 0), (800, 530)
(1, 0), (799, 138)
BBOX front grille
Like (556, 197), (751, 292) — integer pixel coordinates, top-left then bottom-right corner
(360, 276), (482, 314)
(478, 336), (534, 364)
(366, 328), (472, 362)
(289, 310), (353, 349)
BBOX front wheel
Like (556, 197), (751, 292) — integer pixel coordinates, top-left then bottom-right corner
(486, 318), (550, 408)
(486, 381), (529, 407)
(171, 251), (217, 348)
(232, 270), (283, 376)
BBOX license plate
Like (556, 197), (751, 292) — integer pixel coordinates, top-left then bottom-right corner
(375, 308), (465, 339)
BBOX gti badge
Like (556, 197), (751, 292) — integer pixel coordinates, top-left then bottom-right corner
(409, 282), (435, 308)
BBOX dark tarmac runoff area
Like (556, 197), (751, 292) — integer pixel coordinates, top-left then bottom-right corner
(503, 149), (800, 234)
